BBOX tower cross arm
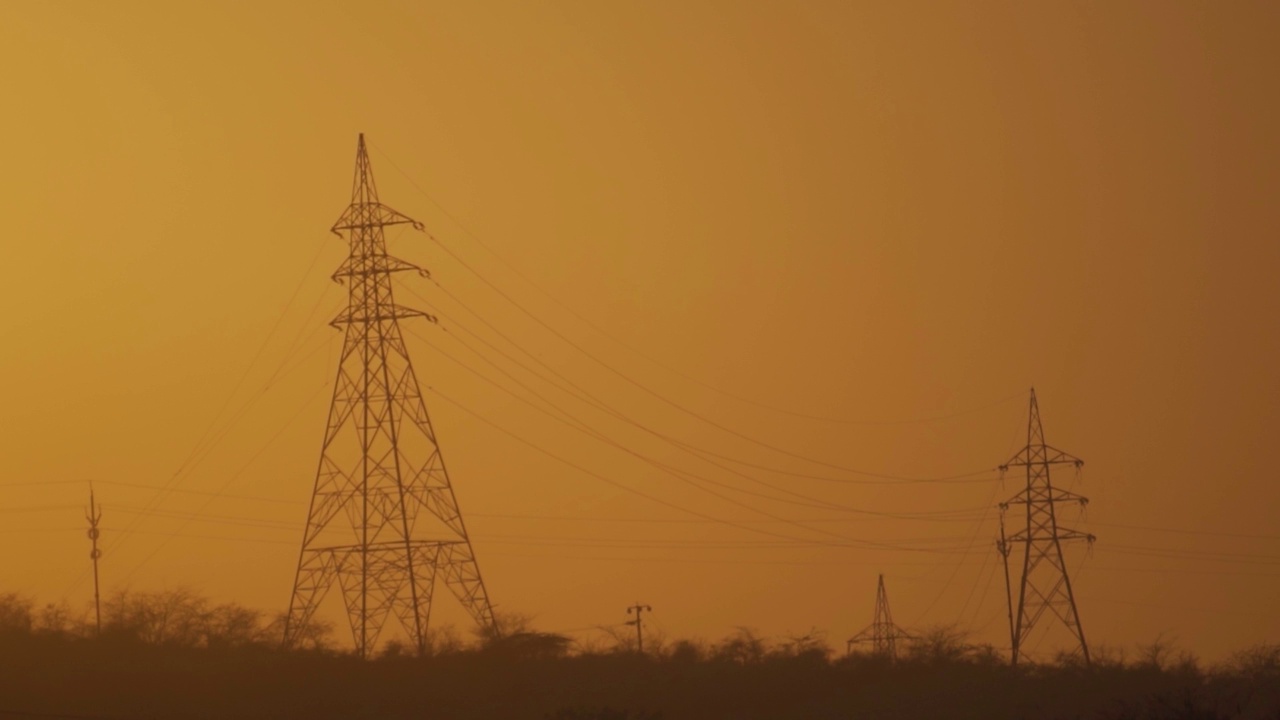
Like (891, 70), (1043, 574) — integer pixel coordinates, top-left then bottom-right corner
(999, 444), (1084, 471)
(1050, 525), (1096, 543)
(328, 304), (438, 328)
(331, 253), (431, 282)
(330, 202), (425, 235)
(1002, 525), (1095, 544)
(999, 486), (1090, 509)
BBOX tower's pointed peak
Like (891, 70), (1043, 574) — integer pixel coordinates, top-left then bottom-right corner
(331, 135), (424, 236)
(1027, 387), (1046, 447)
(350, 132), (379, 204)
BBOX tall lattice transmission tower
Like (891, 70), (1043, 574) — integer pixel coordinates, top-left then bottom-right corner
(847, 574), (914, 660)
(996, 388), (1094, 666)
(283, 134), (495, 658)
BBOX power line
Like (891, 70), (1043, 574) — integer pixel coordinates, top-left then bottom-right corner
(370, 140), (1027, 429)
(90, 285), (335, 583)
(403, 275), (1004, 491)
(431, 278), (1000, 485)
(1103, 543), (1280, 565)
(115, 372), (334, 586)
(469, 511), (986, 525)
(913, 482), (1002, 624)
(407, 325), (994, 535)
(1091, 521), (1280, 542)
(426, 385), (964, 554)
(421, 251), (999, 483)
(90, 481), (301, 506)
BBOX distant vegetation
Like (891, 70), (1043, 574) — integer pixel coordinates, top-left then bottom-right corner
(0, 590), (1276, 720)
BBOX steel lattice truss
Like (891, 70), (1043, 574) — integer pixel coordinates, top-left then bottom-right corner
(997, 389), (1094, 666)
(847, 574), (914, 660)
(283, 135), (495, 657)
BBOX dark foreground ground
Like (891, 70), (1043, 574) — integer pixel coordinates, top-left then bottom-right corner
(2, 633), (1278, 720)
(0, 592), (1276, 719)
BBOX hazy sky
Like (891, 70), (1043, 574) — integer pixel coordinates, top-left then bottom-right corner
(0, 1), (1276, 661)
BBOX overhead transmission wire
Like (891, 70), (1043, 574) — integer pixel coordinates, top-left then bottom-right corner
(404, 317), (991, 552)
(89, 241), (332, 564)
(369, 141), (1025, 429)
(484, 550), (932, 568)
(1102, 544), (1280, 565)
(7, 486), (1277, 574)
(404, 275), (1001, 498)
(55, 499), (983, 554)
(109, 505), (298, 531)
(411, 278), (1001, 491)
(60, 327), (336, 598)
(116, 362), (335, 585)
(65, 476), (1280, 553)
(396, 276), (994, 554)
(68, 240), (339, 596)
(966, 547), (1002, 624)
(371, 145), (1009, 484)
(1089, 521), (1280, 542)
(33, 488), (982, 552)
(419, 236), (1005, 483)
(409, 326), (883, 538)
(405, 319), (987, 537)
(399, 274), (946, 550)
(910, 477), (1005, 624)
(471, 511), (980, 526)
(87, 480), (300, 506)
(28, 478), (960, 529)
(906, 404), (1024, 622)
(93, 518), (1105, 563)
(90, 499), (1280, 571)
(98, 526), (298, 547)
(428, 384), (981, 556)
(60, 332), (333, 598)
(957, 533), (998, 623)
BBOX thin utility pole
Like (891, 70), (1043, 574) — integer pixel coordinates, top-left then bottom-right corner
(626, 603), (652, 653)
(86, 486), (103, 635)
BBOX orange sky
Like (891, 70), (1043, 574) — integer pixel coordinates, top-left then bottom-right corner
(0, 1), (1276, 661)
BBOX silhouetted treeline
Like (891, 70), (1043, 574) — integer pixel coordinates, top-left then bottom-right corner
(0, 590), (1275, 720)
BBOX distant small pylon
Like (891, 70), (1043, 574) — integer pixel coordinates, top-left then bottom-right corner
(847, 574), (914, 660)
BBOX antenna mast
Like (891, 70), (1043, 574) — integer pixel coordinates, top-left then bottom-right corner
(86, 486), (103, 636)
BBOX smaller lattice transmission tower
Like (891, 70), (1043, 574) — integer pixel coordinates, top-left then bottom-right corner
(997, 388), (1095, 666)
(847, 574), (914, 660)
